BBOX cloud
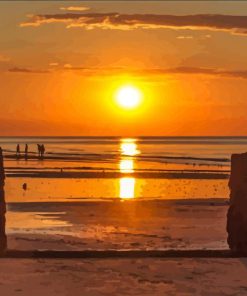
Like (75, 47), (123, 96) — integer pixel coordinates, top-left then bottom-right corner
(6, 64), (247, 80)
(8, 67), (50, 74)
(65, 66), (247, 79)
(163, 67), (247, 79)
(60, 6), (90, 12)
(146, 66), (247, 79)
(20, 13), (247, 36)
(59, 65), (247, 80)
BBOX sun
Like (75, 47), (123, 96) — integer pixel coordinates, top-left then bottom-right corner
(116, 86), (142, 109)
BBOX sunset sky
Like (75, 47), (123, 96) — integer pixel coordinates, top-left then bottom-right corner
(1, 1), (247, 136)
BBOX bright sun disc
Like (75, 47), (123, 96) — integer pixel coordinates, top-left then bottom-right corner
(116, 86), (142, 109)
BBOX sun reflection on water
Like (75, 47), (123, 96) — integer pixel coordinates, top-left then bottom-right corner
(119, 177), (136, 199)
(120, 139), (140, 156)
(119, 159), (134, 173)
(119, 139), (139, 199)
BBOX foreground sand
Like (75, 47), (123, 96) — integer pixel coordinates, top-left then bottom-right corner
(4, 199), (237, 295)
(0, 257), (247, 295)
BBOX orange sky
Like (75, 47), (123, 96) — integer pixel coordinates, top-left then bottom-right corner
(1, 1), (247, 136)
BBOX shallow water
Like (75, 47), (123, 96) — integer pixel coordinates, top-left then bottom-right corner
(1, 136), (233, 201)
(0, 136), (238, 250)
(6, 200), (229, 251)
(5, 177), (228, 202)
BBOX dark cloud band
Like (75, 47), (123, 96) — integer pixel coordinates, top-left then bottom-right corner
(7, 65), (247, 80)
(20, 13), (247, 35)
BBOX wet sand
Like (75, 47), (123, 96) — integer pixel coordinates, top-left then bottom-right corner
(6, 199), (229, 251)
(3, 199), (237, 295)
(0, 257), (247, 295)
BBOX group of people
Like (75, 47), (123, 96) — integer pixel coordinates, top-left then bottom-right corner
(16, 144), (28, 159)
(16, 144), (46, 159)
(37, 144), (45, 158)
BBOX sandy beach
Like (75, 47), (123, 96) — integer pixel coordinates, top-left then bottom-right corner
(1, 257), (247, 295)
(0, 137), (246, 295)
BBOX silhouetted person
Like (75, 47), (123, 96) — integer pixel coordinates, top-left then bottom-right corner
(41, 144), (45, 159)
(37, 144), (41, 158)
(16, 144), (20, 158)
(0, 147), (7, 254)
(24, 144), (28, 159)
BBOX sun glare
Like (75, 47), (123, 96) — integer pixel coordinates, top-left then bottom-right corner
(119, 177), (135, 199)
(120, 159), (134, 173)
(116, 86), (142, 109)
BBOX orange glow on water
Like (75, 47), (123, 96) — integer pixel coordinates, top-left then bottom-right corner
(119, 159), (134, 173)
(119, 177), (136, 199)
(119, 138), (139, 199)
(120, 139), (140, 156)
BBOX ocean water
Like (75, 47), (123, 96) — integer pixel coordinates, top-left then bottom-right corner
(1, 136), (241, 250)
(1, 136), (246, 201)
(1, 136), (247, 162)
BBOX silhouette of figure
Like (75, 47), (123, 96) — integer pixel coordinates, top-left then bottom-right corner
(16, 144), (20, 158)
(37, 144), (41, 158)
(41, 144), (45, 159)
(24, 144), (28, 159)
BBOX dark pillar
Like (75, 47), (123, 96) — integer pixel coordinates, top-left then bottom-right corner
(0, 147), (7, 255)
(227, 153), (247, 252)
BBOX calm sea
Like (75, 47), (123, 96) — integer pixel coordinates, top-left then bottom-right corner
(1, 136), (246, 201)
(1, 136), (241, 250)
(1, 136), (247, 164)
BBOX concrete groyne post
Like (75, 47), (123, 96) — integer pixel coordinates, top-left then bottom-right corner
(0, 147), (7, 255)
(227, 153), (247, 252)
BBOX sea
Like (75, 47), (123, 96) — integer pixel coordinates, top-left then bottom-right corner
(1, 136), (246, 201)
(1, 136), (245, 250)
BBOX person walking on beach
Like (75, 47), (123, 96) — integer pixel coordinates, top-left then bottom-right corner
(37, 144), (41, 158)
(16, 144), (20, 158)
(24, 144), (28, 159)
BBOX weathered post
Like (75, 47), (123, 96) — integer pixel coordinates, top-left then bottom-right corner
(0, 147), (7, 255)
(227, 153), (247, 252)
